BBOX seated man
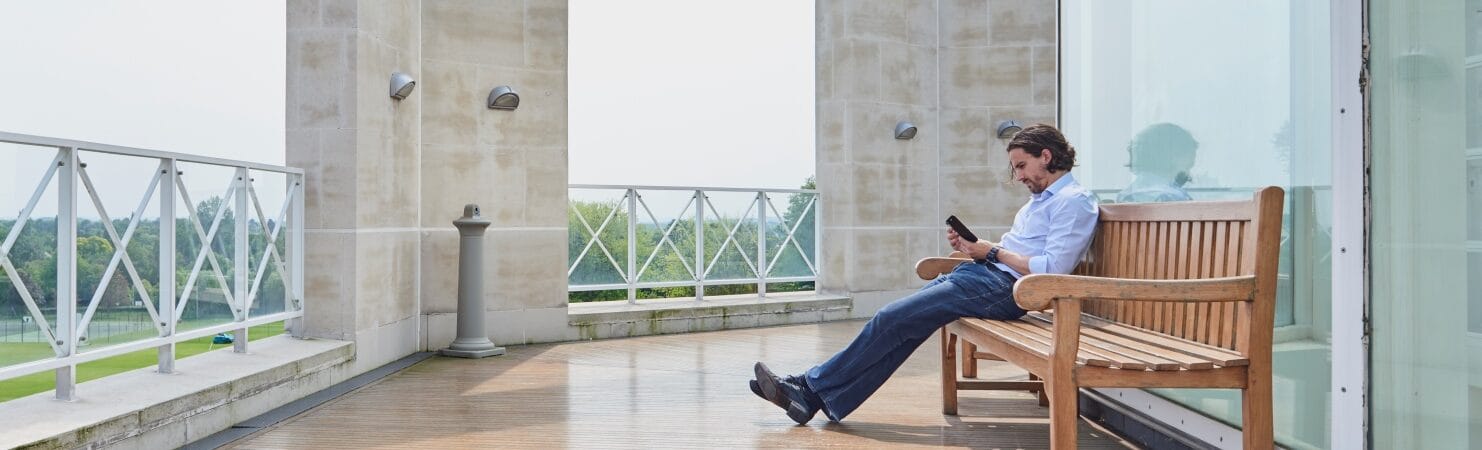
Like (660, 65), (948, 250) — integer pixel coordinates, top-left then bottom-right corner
(750, 123), (1100, 424)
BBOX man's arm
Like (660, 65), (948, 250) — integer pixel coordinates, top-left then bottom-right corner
(947, 231), (1032, 275)
(947, 197), (1098, 276)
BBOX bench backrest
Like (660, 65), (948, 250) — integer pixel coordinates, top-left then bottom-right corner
(1072, 187), (1284, 354)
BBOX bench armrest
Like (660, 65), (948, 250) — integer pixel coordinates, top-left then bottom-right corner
(914, 256), (972, 280)
(1012, 274), (1257, 311)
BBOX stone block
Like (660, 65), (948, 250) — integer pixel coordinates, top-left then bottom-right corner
(183, 402), (235, 443)
(354, 231), (419, 331)
(906, 0), (938, 46)
(420, 60), (479, 147)
(485, 308), (526, 345)
(320, 0), (356, 29)
(523, 306), (573, 344)
(846, 103), (938, 167)
(1032, 45), (1057, 105)
(287, 29), (355, 130)
(942, 47), (1032, 108)
(488, 229), (569, 310)
(723, 313), (760, 329)
(816, 41), (835, 101)
(845, 229), (913, 292)
(303, 231), (355, 340)
(939, 165), (1025, 229)
(359, 0), (417, 52)
(988, 0), (1055, 46)
(816, 163), (853, 228)
(817, 102), (847, 166)
(355, 126), (420, 228)
(299, 129), (358, 231)
(523, 147), (568, 228)
(287, 0), (321, 29)
(847, 164), (937, 228)
(878, 43), (937, 107)
(847, 0), (909, 44)
(418, 229), (459, 313)
(942, 0), (989, 47)
(833, 40), (880, 100)
(129, 417), (187, 450)
(422, 0), (525, 66)
(475, 67), (568, 149)
(817, 226), (849, 293)
(419, 144), (494, 229)
(355, 38), (399, 135)
(524, 0), (568, 70)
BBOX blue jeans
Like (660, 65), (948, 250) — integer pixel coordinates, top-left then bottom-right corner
(804, 261), (1025, 421)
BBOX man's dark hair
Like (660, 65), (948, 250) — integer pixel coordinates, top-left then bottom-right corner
(1005, 124), (1076, 173)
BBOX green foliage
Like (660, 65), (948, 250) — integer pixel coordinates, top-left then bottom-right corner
(568, 177), (818, 303)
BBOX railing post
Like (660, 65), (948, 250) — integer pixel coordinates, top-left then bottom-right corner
(55, 147), (77, 401)
(756, 191), (767, 298)
(158, 160), (176, 373)
(233, 167), (249, 352)
(814, 193), (822, 290)
(287, 174), (305, 337)
(627, 189), (637, 304)
(694, 190), (704, 301)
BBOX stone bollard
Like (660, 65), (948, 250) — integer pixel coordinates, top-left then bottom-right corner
(439, 204), (506, 358)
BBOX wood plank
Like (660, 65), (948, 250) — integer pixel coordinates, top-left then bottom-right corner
(941, 328), (958, 414)
(1014, 314), (1181, 371)
(1075, 365), (1248, 389)
(956, 380), (1044, 391)
(994, 318), (1147, 370)
(1099, 199), (1255, 222)
(1060, 313), (1249, 367)
(972, 319), (1117, 369)
(1021, 314), (1212, 371)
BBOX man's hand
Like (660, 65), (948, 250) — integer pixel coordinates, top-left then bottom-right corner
(946, 228), (994, 261)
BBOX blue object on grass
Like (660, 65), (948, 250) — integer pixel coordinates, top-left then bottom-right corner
(212, 333), (234, 344)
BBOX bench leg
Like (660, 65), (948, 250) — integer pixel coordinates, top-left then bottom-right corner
(1047, 373), (1078, 450)
(1242, 377), (1274, 449)
(1029, 373), (1049, 407)
(961, 341), (978, 379)
(941, 328), (958, 415)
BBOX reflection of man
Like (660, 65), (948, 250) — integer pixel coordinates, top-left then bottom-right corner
(1116, 123), (1198, 203)
(749, 124), (1099, 425)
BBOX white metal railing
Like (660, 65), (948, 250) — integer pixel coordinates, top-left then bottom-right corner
(0, 131), (305, 400)
(568, 185), (819, 304)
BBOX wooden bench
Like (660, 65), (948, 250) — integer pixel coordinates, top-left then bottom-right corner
(916, 187), (1282, 449)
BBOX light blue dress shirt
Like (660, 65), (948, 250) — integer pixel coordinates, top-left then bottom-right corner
(994, 172), (1100, 278)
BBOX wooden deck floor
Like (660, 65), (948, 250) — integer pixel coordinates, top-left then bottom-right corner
(226, 320), (1135, 449)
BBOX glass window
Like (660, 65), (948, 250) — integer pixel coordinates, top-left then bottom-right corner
(1371, 0), (1481, 447)
(1061, 2), (1332, 448)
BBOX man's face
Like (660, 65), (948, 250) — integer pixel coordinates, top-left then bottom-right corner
(1008, 147), (1055, 194)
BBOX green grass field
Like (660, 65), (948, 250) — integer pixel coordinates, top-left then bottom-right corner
(0, 321), (285, 402)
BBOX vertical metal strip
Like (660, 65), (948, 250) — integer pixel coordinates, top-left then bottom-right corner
(288, 174), (306, 336)
(233, 168), (249, 352)
(55, 147), (77, 401)
(626, 189), (637, 304)
(158, 160), (176, 373)
(694, 190), (705, 301)
(1330, 0), (1366, 446)
(756, 191), (767, 297)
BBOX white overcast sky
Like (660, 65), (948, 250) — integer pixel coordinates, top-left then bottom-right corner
(0, 1), (816, 219)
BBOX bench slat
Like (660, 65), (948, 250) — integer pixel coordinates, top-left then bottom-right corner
(1014, 313), (1183, 371)
(992, 318), (1150, 370)
(1021, 313), (1215, 370)
(962, 318), (1116, 369)
(1055, 312), (1249, 367)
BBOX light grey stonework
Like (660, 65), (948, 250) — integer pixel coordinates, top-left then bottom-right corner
(815, 0), (1058, 300)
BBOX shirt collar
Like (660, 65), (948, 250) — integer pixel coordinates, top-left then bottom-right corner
(1032, 172), (1076, 201)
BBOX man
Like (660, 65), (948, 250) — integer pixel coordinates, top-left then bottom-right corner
(750, 123), (1100, 425)
(1117, 122), (1198, 203)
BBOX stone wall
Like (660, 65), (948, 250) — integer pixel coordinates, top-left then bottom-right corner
(814, 0), (1057, 314)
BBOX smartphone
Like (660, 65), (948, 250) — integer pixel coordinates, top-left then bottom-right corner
(945, 215), (979, 243)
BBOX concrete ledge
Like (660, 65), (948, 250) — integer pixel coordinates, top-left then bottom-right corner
(0, 336), (354, 450)
(567, 291), (854, 339)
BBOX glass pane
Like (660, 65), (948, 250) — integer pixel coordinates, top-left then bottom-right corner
(1371, 0), (1476, 447)
(174, 162), (240, 333)
(74, 150), (163, 353)
(0, 143), (62, 369)
(1062, 1), (1332, 447)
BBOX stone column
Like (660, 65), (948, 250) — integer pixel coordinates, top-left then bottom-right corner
(815, 0), (1057, 316)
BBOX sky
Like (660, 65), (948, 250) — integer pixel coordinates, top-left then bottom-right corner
(0, 1), (816, 220)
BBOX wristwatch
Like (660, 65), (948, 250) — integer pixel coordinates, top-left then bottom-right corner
(987, 245), (1001, 264)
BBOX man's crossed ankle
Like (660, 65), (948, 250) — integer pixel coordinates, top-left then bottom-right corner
(751, 362), (826, 425)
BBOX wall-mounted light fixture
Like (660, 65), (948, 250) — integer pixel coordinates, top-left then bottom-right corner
(995, 120), (1023, 139)
(389, 72), (416, 100)
(487, 85), (520, 110)
(894, 121), (917, 140)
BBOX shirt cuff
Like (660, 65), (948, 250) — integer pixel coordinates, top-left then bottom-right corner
(1027, 255), (1049, 275)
